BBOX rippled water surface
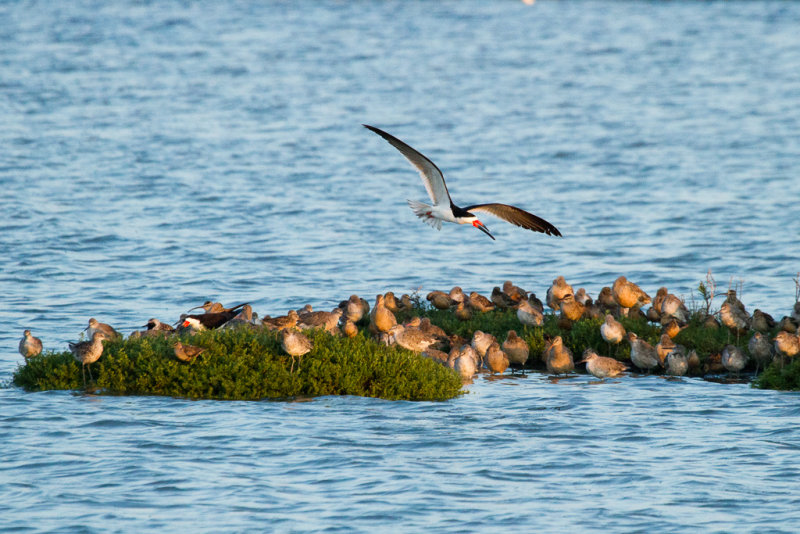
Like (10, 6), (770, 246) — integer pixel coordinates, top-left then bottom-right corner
(2, 1), (800, 531)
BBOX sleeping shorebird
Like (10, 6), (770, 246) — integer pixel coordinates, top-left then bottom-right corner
(546, 276), (573, 311)
(722, 344), (748, 376)
(627, 332), (659, 373)
(748, 332), (773, 375)
(364, 124), (562, 241)
(19, 330), (43, 359)
(544, 336), (574, 375)
(484, 342), (509, 374)
(502, 330), (529, 368)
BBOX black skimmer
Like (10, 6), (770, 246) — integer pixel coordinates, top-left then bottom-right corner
(364, 124), (562, 240)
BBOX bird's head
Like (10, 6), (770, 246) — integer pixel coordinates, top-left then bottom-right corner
(472, 219), (495, 240)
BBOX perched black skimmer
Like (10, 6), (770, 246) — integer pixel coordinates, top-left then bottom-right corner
(364, 124), (562, 240)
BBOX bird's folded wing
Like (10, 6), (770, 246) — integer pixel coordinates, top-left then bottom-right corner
(464, 203), (562, 236)
(363, 124), (451, 206)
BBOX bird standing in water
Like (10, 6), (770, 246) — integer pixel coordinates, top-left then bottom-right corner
(364, 124), (562, 240)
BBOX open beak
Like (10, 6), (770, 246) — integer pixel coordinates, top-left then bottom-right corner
(475, 221), (495, 241)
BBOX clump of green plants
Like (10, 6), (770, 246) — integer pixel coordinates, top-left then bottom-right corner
(753, 359), (800, 391)
(13, 327), (463, 401)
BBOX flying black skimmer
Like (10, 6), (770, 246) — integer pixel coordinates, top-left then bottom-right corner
(363, 124), (562, 240)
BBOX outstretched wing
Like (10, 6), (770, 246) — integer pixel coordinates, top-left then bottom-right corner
(463, 203), (562, 237)
(363, 124), (452, 206)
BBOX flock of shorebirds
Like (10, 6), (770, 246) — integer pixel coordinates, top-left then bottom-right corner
(18, 276), (800, 386)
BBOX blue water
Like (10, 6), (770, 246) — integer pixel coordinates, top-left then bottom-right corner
(2, 1), (800, 531)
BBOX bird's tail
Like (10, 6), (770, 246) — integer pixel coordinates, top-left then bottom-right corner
(407, 200), (442, 230)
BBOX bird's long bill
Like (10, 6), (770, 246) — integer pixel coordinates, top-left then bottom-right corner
(474, 221), (495, 240)
(577, 358), (588, 364)
(187, 305), (204, 312)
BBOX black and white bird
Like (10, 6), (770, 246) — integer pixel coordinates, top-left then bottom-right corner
(364, 124), (562, 240)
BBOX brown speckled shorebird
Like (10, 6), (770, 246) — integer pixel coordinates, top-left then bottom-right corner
(502, 281), (527, 304)
(173, 341), (206, 363)
(342, 295), (368, 323)
(722, 344), (748, 376)
(574, 288), (592, 306)
(370, 294), (397, 334)
(597, 286), (618, 313)
(382, 292), (400, 313)
(69, 331), (107, 386)
(468, 291), (495, 313)
(85, 318), (121, 341)
(751, 309), (776, 333)
(544, 336), (574, 375)
(517, 299), (544, 327)
(502, 330), (529, 368)
(484, 342), (509, 374)
(659, 291), (689, 324)
(262, 310), (299, 331)
(19, 330), (43, 359)
(720, 300), (751, 336)
(546, 276), (573, 311)
(389, 325), (439, 353)
(612, 276), (651, 317)
(281, 329), (313, 373)
(579, 348), (626, 378)
(189, 300), (224, 314)
(490, 287), (514, 309)
(627, 332), (659, 373)
(427, 291), (453, 310)
(449, 286), (466, 305)
(687, 349), (701, 373)
(748, 332), (773, 375)
(422, 348), (450, 366)
(298, 308), (343, 334)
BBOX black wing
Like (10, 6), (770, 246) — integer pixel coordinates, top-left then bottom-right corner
(463, 203), (562, 237)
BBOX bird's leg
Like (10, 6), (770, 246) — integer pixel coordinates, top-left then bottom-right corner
(81, 365), (87, 388)
(290, 356), (295, 374)
(87, 364), (94, 383)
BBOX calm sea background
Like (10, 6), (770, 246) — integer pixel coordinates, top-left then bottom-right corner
(1, 1), (799, 532)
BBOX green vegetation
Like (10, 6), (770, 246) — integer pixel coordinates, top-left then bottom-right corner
(753, 358), (800, 391)
(13, 327), (463, 401)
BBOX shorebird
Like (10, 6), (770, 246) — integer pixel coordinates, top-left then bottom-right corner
(720, 300), (751, 336)
(659, 291), (689, 324)
(751, 309), (776, 333)
(574, 288), (592, 306)
(485, 342), (509, 374)
(665, 350), (689, 376)
(19, 330), (43, 359)
(774, 331), (800, 362)
(85, 318), (121, 341)
(502, 281), (527, 303)
(449, 344), (479, 380)
(748, 332), (773, 375)
(661, 318), (685, 340)
(778, 316), (799, 333)
(422, 348), (450, 366)
(188, 301), (248, 315)
(173, 341), (206, 363)
(448, 286), (466, 305)
(263, 310), (299, 331)
(343, 320), (358, 338)
(596, 287), (619, 315)
(222, 304), (258, 329)
(579, 348), (627, 378)
(687, 349), (701, 373)
(383, 292), (401, 313)
(364, 124), (562, 241)
(418, 318), (447, 341)
(501, 330), (529, 368)
(298, 308), (343, 334)
(559, 293), (585, 322)
(656, 334), (677, 367)
(369, 294), (397, 334)
(612, 277), (651, 317)
(517, 299), (544, 327)
(471, 330), (497, 362)
(491, 287), (515, 309)
(468, 291), (495, 312)
(722, 344), (748, 376)
(69, 331), (107, 386)
(426, 291), (454, 310)
(281, 329), (312, 373)
(389, 324), (439, 353)
(546, 276), (573, 311)
(454, 301), (472, 322)
(600, 314), (626, 348)
(627, 332), (659, 373)
(544, 336), (574, 375)
(341, 295), (369, 323)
